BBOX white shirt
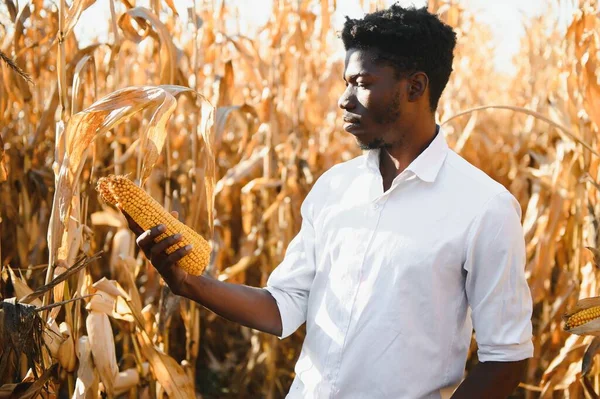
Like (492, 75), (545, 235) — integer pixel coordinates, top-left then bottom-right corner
(264, 128), (534, 399)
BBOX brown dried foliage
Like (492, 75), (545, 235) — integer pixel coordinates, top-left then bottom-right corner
(1, 0), (600, 397)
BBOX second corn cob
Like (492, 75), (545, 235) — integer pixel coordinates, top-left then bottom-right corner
(563, 296), (600, 336)
(565, 306), (600, 329)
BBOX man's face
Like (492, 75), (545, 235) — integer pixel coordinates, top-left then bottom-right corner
(338, 48), (407, 150)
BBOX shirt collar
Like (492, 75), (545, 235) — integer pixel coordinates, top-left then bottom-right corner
(363, 126), (449, 183)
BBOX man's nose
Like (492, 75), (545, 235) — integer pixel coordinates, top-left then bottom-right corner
(338, 87), (355, 110)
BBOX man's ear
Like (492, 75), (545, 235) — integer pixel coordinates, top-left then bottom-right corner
(407, 72), (428, 102)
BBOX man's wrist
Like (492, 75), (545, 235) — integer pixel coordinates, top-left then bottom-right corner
(175, 273), (191, 297)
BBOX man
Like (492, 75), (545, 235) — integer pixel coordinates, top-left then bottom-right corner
(125, 4), (534, 398)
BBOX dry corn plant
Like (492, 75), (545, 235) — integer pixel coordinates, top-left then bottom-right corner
(1, 0), (600, 397)
(436, 0), (600, 397)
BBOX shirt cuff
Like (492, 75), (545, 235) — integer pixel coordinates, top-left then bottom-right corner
(477, 341), (534, 363)
(264, 286), (297, 339)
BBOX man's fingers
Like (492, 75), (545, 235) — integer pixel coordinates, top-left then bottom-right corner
(170, 210), (179, 219)
(150, 234), (183, 257)
(166, 245), (193, 264)
(137, 224), (166, 250)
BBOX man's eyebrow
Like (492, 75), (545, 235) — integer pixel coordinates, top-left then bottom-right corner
(343, 72), (372, 82)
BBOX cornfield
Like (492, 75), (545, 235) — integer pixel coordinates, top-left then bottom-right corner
(1, 0), (600, 397)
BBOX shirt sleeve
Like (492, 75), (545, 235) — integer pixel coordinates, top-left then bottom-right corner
(464, 190), (534, 362)
(264, 189), (317, 339)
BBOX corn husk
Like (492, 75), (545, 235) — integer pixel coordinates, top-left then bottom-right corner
(85, 290), (116, 315)
(109, 227), (133, 275)
(57, 322), (76, 372)
(112, 368), (140, 396)
(86, 312), (118, 396)
(86, 278), (135, 322)
(141, 304), (157, 340)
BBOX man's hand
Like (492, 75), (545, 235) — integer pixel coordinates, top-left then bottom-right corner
(450, 360), (527, 399)
(122, 210), (191, 294)
(121, 209), (283, 336)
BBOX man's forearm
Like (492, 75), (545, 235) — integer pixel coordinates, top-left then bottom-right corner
(178, 275), (283, 336)
(451, 360), (527, 399)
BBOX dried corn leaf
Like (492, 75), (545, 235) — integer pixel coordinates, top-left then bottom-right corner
(582, 336), (600, 375)
(116, 296), (194, 398)
(90, 210), (122, 227)
(3, 0), (17, 20)
(118, 7), (178, 84)
(71, 54), (96, 116)
(92, 277), (130, 299)
(138, 85), (193, 183)
(114, 257), (143, 317)
(0, 363), (56, 399)
(214, 104), (258, 146)
(0, 134), (7, 184)
(64, 0), (96, 37)
(216, 61), (234, 107)
(217, 255), (256, 281)
(87, 278), (134, 322)
(48, 85), (189, 268)
(85, 291), (116, 315)
(442, 105), (599, 157)
(137, 331), (195, 399)
(164, 0), (179, 16)
(215, 146), (269, 194)
(20, 253), (99, 305)
(200, 100), (216, 234)
(542, 334), (588, 384)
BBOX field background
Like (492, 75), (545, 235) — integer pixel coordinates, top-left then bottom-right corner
(1, 0), (600, 398)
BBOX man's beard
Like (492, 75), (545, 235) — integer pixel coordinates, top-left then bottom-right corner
(357, 90), (402, 151)
(358, 137), (391, 151)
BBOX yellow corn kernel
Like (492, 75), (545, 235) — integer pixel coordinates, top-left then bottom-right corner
(97, 175), (211, 276)
(565, 306), (600, 329)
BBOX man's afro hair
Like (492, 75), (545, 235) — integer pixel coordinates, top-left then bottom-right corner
(341, 4), (457, 112)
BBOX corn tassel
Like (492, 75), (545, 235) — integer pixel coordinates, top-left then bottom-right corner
(96, 175), (211, 276)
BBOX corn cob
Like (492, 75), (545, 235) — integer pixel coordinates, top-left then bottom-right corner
(96, 175), (211, 276)
(113, 368), (141, 396)
(57, 322), (76, 372)
(565, 306), (600, 329)
(87, 311), (119, 396)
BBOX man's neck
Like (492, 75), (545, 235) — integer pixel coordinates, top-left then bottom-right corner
(378, 123), (438, 189)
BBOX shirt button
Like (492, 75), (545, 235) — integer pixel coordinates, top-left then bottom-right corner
(372, 203), (380, 210)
